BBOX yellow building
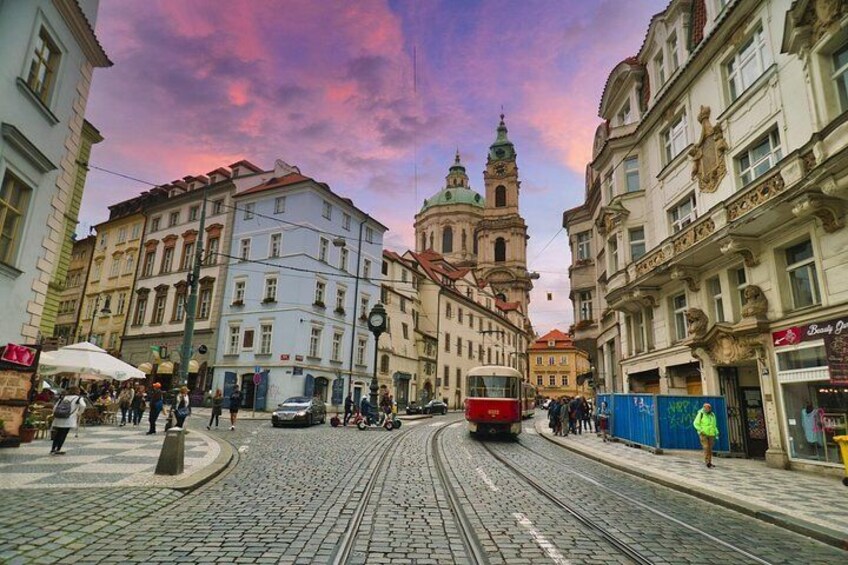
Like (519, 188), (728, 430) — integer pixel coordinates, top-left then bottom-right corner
(530, 329), (590, 399)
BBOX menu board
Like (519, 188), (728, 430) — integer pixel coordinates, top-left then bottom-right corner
(0, 343), (40, 447)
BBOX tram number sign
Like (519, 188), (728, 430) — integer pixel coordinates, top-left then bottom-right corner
(487, 409), (500, 417)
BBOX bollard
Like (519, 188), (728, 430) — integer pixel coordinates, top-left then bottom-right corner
(155, 427), (185, 475)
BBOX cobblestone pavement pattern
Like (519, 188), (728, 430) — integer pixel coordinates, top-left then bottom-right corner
(1, 414), (845, 564)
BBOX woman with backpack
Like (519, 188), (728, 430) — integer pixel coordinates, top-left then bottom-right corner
(130, 384), (146, 426)
(51, 386), (86, 455)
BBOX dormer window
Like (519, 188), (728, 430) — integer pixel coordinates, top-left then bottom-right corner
(668, 33), (679, 72)
(617, 100), (632, 126)
(654, 50), (666, 86)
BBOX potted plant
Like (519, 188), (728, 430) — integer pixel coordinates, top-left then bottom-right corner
(20, 415), (36, 444)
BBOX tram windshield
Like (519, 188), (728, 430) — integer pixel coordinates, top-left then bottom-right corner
(467, 375), (519, 398)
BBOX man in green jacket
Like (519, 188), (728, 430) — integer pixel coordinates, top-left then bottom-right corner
(694, 403), (719, 468)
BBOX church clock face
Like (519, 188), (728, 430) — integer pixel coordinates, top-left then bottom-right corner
(494, 163), (507, 177)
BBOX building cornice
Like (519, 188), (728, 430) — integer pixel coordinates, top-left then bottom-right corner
(52, 0), (112, 67)
(1, 123), (56, 173)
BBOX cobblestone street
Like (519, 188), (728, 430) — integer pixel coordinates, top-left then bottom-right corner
(0, 414), (845, 564)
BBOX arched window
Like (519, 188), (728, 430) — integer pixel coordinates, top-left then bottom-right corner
(473, 236), (478, 255)
(429, 232), (434, 249)
(442, 226), (453, 253)
(420, 232), (426, 250)
(380, 354), (390, 374)
(494, 237), (506, 262)
(496, 292), (507, 301)
(461, 229), (467, 251)
(495, 185), (507, 207)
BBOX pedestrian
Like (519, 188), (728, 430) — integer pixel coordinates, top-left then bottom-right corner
(694, 402), (719, 468)
(131, 385), (146, 426)
(580, 397), (592, 433)
(229, 385), (242, 431)
(343, 393), (354, 426)
(548, 397), (560, 434)
(207, 389), (223, 430)
(174, 386), (191, 428)
(558, 398), (569, 436)
(51, 386), (86, 455)
(117, 384), (134, 427)
(147, 382), (164, 435)
(568, 396), (581, 434)
(598, 401), (610, 442)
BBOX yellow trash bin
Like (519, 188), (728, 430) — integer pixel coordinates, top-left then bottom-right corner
(834, 435), (848, 486)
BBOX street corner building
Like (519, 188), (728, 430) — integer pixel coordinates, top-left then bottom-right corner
(0, 0), (110, 344)
(562, 0), (848, 475)
(529, 329), (591, 400)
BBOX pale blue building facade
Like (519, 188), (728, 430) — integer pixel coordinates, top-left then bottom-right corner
(212, 163), (387, 410)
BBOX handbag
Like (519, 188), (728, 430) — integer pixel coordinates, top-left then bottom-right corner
(176, 406), (189, 418)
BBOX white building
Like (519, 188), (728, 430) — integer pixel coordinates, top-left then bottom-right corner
(211, 161), (387, 411)
(563, 0), (848, 474)
(0, 0), (110, 343)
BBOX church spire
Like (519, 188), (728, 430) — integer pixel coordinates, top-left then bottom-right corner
(446, 149), (469, 188)
(488, 113), (516, 162)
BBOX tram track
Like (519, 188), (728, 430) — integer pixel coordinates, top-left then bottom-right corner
(484, 436), (775, 565)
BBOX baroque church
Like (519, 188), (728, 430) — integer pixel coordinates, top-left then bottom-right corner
(414, 116), (532, 316)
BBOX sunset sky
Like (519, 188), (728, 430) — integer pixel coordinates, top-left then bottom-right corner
(81, 0), (668, 333)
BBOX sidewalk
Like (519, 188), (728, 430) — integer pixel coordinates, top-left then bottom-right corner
(190, 406), (435, 421)
(533, 417), (848, 549)
(0, 423), (232, 491)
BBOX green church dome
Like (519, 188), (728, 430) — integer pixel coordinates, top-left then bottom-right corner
(420, 187), (485, 212)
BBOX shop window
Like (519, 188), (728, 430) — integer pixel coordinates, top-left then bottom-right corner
(781, 381), (846, 466)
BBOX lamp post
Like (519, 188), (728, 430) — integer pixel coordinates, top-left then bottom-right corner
(87, 294), (112, 346)
(366, 302), (387, 408)
(176, 187), (208, 388)
(342, 217), (370, 400)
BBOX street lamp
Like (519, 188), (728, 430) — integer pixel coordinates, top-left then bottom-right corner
(87, 294), (112, 346)
(366, 302), (387, 408)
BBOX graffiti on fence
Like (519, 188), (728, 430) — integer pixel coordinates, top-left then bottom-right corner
(665, 399), (697, 430)
(633, 396), (655, 417)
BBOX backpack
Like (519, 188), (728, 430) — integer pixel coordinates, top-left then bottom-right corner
(53, 396), (77, 419)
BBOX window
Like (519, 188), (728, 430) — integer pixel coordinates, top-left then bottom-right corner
(667, 33), (679, 72)
(562, 375), (569, 387)
(212, 200), (224, 215)
(834, 42), (848, 112)
(617, 100), (632, 126)
(124, 254), (134, 274)
(109, 258), (120, 277)
(331, 332), (343, 361)
(444, 365), (450, 388)
(576, 232), (591, 261)
(737, 129), (782, 186)
(160, 247), (174, 273)
(274, 196), (286, 214)
(446, 303), (452, 319)
(233, 280), (246, 304)
(142, 251), (155, 277)
(169, 211), (180, 227)
(206, 237), (219, 265)
(116, 227), (127, 244)
(785, 240), (820, 309)
(669, 193), (696, 233)
(0, 173), (31, 265)
(150, 217), (161, 232)
(335, 287), (346, 312)
(243, 203), (255, 220)
(26, 28), (61, 104)
(624, 157), (640, 192)
(578, 291), (593, 321)
(494, 238), (506, 262)
(340, 248), (348, 272)
(608, 236), (618, 272)
(132, 296), (147, 326)
(363, 259), (371, 280)
(152, 293), (167, 325)
(365, 226), (374, 243)
(662, 113), (688, 163)
(495, 185), (507, 207)
(189, 206), (199, 221)
(457, 367), (463, 385)
(467, 340), (473, 359)
(548, 356), (556, 366)
(402, 323), (409, 340)
(604, 170), (614, 202)
(240, 238), (251, 261)
(314, 280), (326, 305)
(734, 267), (747, 316)
(442, 226), (453, 253)
(181, 242), (195, 270)
(270, 233), (282, 258)
(174, 291), (186, 322)
(708, 276), (725, 323)
(259, 324), (273, 354)
(356, 336), (367, 365)
(322, 201), (332, 220)
(549, 375), (556, 386)
(131, 223), (141, 240)
(727, 26), (772, 101)
(399, 296), (407, 313)
(242, 329), (254, 350)
(457, 337), (462, 356)
(445, 332), (451, 352)
(116, 293), (126, 316)
(343, 213), (351, 231)
(629, 311), (646, 354)
(91, 261), (102, 281)
(228, 325), (240, 355)
(672, 293), (688, 341)
(629, 227), (646, 260)
(309, 327), (323, 358)
(458, 308), (464, 323)
(198, 287), (212, 319)
(264, 277), (277, 302)
(536, 375), (543, 386)
(654, 50), (666, 86)
(360, 295), (369, 318)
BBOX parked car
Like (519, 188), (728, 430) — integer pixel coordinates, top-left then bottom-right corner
(271, 397), (326, 427)
(422, 399), (448, 415)
(405, 402), (422, 415)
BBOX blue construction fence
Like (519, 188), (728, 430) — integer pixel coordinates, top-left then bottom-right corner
(595, 394), (730, 453)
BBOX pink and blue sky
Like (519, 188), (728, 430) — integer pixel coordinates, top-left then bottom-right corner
(81, 0), (667, 333)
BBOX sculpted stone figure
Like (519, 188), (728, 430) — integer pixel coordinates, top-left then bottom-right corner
(741, 285), (768, 319)
(685, 308), (709, 338)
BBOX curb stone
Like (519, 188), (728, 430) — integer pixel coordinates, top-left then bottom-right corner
(167, 428), (235, 492)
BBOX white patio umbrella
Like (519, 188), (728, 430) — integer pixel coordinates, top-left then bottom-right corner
(39, 342), (145, 382)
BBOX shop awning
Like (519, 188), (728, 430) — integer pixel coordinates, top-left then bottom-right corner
(157, 361), (174, 374)
(393, 372), (412, 381)
(138, 362), (153, 374)
(188, 359), (200, 373)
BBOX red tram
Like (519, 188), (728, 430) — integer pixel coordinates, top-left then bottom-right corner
(464, 366), (529, 437)
(521, 381), (536, 419)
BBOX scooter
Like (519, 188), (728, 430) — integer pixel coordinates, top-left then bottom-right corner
(354, 410), (402, 431)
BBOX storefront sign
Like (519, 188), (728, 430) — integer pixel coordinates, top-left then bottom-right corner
(773, 316), (848, 385)
(280, 354), (290, 361)
(823, 333), (848, 385)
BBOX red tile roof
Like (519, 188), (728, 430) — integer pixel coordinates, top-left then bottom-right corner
(690, 0), (707, 47)
(495, 298), (521, 312)
(229, 159), (264, 173)
(206, 167), (232, 178)
(235, 172), (313, 198)
(529, 329), (575, 350)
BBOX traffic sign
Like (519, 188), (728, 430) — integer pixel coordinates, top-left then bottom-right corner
(253, 371), (262, 386)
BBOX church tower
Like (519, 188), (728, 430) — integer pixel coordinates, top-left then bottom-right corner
(475, 115), (532, 313)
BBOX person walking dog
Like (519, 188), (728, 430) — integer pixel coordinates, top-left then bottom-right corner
(51, 387), (86, 454)
(694, 403), (719, 468)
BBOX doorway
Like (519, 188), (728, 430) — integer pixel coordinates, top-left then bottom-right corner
(239, 373), (255, 409)
(741, 387), (768, 458)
